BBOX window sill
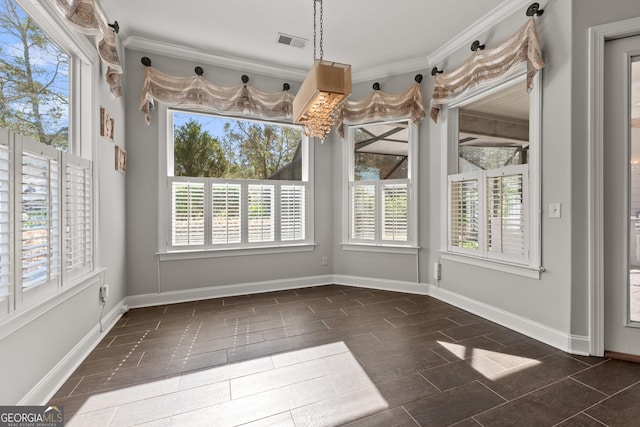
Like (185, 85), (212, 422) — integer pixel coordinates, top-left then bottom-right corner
(157, 243), (317, 261)
(0, 267), (106, 341)
(341, 243), (419, 255)
(440, 252), (543, 279)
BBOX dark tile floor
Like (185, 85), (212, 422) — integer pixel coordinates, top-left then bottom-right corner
(49, 285), (640, 426)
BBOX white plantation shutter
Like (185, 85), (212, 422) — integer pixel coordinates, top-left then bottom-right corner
(449, 173), (481, 253)
(172, 181), (205, 246)
(248, 184), (274, 243)
(281, 184), (306, 241)
(352, 183), (376, 240)
(486, 165), (528, 263)
(21, 149), (60, 289)
(64, 155), (93, 276)
(0, 138), (11, 313)
(212, 183), (241, 244)
(382, 182), (408, 242)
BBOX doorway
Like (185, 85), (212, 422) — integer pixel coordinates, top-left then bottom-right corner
(603, 34), (640, 357)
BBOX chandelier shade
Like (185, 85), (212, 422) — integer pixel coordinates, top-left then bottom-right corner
(293, 59), (352, 138)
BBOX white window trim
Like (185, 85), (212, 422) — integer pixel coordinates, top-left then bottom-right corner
(157, 106), (315, 257)
(0, 1), (98, 320)
(342, 119), (419, 252)
(439, 69), (542, 278)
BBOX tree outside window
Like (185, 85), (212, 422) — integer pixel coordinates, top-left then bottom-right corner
(0, 0), (70, 150)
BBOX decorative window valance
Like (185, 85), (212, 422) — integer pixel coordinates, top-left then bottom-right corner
(140, 67), (294, 125)
(336, 82), (426, 138)
(430, 17), (544, 122)
(52, 0), (123, 97)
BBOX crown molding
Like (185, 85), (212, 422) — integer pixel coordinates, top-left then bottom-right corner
(124, 36), (309, 81)
(426, 0), (540, 68)
(125, 35), (427, 85)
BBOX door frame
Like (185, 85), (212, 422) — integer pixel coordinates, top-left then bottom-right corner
(588, 17), (640, 357)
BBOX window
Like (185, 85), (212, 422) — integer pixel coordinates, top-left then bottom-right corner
(345, 120), (417, 248)
(0, 0), (95, 317)
(444, 74), (541, 271)
(162, 110), (312, 252)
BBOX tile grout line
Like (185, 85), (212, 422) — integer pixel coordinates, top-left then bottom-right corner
(400, 405), (421, 426)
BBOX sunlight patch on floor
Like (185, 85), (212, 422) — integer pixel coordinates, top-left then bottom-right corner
(70, 342), (388, 427)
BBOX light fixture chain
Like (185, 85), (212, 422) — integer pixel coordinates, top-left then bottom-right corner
(319, 0), (324, 60)
(313, 0), (317, 60)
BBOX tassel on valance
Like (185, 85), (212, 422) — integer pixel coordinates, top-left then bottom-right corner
(52, 0), (123, 97)
(139, 67), (294, 125)
(336, 82), (426, 138)
(430, 17), (544, 122)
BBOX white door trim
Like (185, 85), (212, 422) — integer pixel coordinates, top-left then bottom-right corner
(588, 17), (640, 357)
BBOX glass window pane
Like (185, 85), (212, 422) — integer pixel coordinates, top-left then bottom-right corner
(353, 123), (408, 181)
(0, 0), (70, 150)
(172, 112), (303, 180)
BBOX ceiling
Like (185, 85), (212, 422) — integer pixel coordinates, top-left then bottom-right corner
(100, 0), (509, 82)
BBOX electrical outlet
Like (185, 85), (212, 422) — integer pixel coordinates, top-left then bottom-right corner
(433, 263), (442, 281)
(100, 285), (109, 302)
(322, 256), (328, 266)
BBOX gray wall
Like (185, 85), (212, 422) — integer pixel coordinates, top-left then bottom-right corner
(124, 50), (333, 297)
(333, 1), (576, 334)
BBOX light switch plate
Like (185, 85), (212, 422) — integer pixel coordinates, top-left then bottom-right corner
(549, 202), (561, 218)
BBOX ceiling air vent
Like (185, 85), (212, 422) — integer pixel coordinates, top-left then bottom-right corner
(276, 33), (307, 49)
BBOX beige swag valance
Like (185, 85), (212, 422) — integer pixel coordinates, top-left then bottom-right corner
(337, 82), (426, 138)
(140, 67), (294, 125)
(52, 0), (123, 97)
(430, 17), (544, 122)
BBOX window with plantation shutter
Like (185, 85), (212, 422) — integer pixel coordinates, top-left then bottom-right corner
(212, 183), (241, 244)
(0, 138), (11, 314)
(486, 166), (528, 263)
(352, 183), (376, 241)
(172, 180), (205, 246)
(447, 166), (529, 264)
(382, 182), (408, 242)
(281, 184), (306, 241)
(21, 148), (59, 290)
(64, 155), (93, 276)
(449, 173), (481, 253)
(248, 184), (274, 243)
(442, 74), (541, 275)
(345, 120), (417, 248)
(164, 111), (312, 253)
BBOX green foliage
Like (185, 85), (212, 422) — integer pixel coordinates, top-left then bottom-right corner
(174, 119), (229, 177)
(221, 121), (301, 179)
(0, 0), (69, 149)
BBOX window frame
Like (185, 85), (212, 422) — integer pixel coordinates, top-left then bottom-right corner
(342, 119), (419, 252)
(439, 69), (542, 278)
(157, 107), (315, 258)
(0, 0), (98, 320)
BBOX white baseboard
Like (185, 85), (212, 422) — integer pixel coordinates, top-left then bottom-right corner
(333, 275), (429, 295)
(424, 282), (591, 355)
(19, 300), (126, 405)
(125, 275), (335, 308)
(17, 275), (593, 405)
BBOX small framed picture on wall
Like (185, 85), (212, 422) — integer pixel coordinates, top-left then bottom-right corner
(115, 146), (127, 172)
(101, 107), (115, 141)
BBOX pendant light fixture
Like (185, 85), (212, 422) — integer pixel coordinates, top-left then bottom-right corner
(293, 0), (351, 139)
